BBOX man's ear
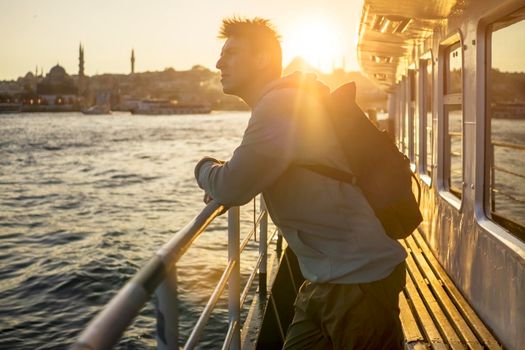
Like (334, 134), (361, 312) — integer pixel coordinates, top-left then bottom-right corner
(255, 52), (271, 70)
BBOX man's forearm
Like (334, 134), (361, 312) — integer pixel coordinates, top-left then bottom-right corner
(194, 92), (295, 206)
(195, 146), (291, 207)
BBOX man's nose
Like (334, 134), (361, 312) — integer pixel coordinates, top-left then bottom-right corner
(216, 56), (223, 70)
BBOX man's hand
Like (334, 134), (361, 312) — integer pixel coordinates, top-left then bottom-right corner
(195, 156), (228, 214)
(203, 192), (228, 215)
(195, 157), (222, 205)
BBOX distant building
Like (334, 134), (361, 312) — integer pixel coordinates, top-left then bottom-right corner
(0, 81), (23, 96)
(18, 72), (39, 90)
(131, 49), (135, 74)
(37, 65), (79, 106)
(79, 43), (85, 78)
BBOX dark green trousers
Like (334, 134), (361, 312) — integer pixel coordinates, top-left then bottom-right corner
(283, 262), (406, 350)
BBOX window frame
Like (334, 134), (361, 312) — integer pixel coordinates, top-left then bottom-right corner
(483, 7), (525, 242)
(408, 68), (417, 166)
(474, 1), (525, 253)
(397, 76), (407, 153)
(437, 32), (464, 210)
(419, 52), (434, 185)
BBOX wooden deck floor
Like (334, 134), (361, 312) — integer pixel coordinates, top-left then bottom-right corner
(399, 230), (502, 349)
(243, 230), (503, 349)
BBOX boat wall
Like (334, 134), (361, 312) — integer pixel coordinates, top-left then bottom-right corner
(375, 0), (525, 348)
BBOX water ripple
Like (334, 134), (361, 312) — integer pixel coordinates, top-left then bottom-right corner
(0, 111), (251, 349)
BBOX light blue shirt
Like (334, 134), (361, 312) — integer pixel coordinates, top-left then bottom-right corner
(196, 77), (406, 283)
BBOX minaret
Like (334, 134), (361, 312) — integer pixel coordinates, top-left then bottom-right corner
(131, 49), (135, 74)
(79, 43), (85, 77)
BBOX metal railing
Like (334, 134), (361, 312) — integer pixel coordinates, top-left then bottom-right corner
(489, 141), (525, 205)
(489, 141), (525, 234)
(71, 195), (279, 350)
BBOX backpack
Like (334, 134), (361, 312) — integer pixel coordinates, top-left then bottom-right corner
(307, 81), (423, 239)
(265, 73), (423, 239)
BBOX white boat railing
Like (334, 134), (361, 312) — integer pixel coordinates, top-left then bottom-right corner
(70, 195), (279, 350)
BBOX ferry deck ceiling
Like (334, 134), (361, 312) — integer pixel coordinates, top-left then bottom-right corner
(357, 0), (464, 92)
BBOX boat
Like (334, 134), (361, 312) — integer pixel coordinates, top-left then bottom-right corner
(355, 1), (524, 349)
(81, 104), (111, 115)
(71, 0), (524, 349)
(131, 99), (211, 115)
(0, 103), (21, 114)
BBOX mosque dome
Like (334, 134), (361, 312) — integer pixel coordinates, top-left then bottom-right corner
(37, 64), (76, 95)
(49, 64), (67, 77)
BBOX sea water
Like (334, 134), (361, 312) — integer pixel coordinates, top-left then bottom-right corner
(0, 111), (264, 349)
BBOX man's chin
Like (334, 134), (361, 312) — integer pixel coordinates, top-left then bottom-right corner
(221, 86), (236, 96)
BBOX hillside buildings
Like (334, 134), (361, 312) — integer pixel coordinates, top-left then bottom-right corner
(0, 44), (246, 112)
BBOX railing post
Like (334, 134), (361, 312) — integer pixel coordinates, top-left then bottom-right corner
(155, 266), (179, 350)
(276, 231), (283, 258)
(259, 196), (268, 295)
(228, 206), (240, 350)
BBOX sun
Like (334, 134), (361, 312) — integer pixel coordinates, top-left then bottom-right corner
(282, 18), (344, 73)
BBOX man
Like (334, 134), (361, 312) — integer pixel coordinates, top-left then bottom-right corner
(194, 17), (407, 349)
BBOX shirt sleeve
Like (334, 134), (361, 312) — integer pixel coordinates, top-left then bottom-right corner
(195, 91), (297, 206)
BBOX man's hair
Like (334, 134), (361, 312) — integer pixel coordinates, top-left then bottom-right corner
(219, 17), (282, 74)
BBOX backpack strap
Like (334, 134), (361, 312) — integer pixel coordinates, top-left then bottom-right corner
(298, 164), (357, 185)
(295, 82), (359, 186)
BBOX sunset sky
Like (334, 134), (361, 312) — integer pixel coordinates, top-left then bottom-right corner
(0, 0), (363, 80)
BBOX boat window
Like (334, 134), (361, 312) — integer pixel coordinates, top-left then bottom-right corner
(394, 84), (401, 149)
(487, 8), (525, 241)
(409, 69), (418, 165)
(402, 77), (409, 155)
(423, 58), (433, 176)
(446, 44), (462, 94)
(444, 42), (463, 198)
(397, 77), (408, 154)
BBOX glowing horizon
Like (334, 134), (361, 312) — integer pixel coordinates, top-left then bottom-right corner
(282, 16), (346, 73)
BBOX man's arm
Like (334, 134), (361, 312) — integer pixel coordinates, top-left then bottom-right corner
(195, 92), (296, 206)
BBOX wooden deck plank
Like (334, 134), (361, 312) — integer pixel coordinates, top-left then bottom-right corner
(403, 264), (448, 350)
(401, 241), (465, 350)
(399, 292), (425, 344)
(411, 230), (502, 349)
(404, 235), (483, 349)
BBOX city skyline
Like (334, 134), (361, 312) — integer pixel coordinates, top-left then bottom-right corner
(1, 0), (364, 81)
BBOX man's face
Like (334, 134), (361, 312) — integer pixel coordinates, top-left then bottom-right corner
(216, 36), (258, 96)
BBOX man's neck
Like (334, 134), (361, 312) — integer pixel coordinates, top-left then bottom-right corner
(242, 75), (281, 108)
